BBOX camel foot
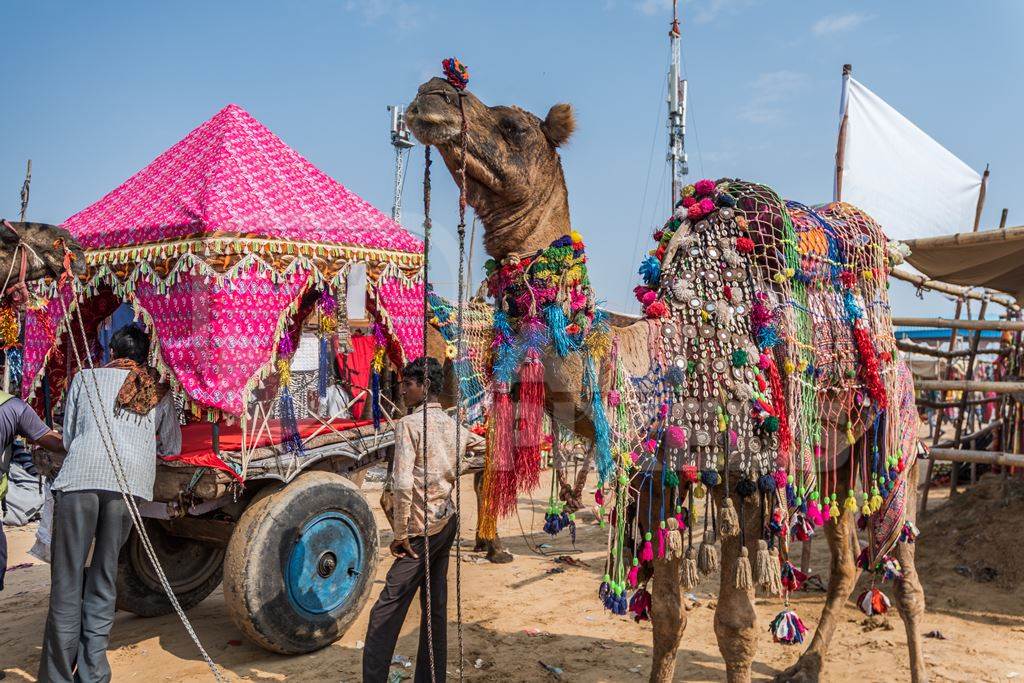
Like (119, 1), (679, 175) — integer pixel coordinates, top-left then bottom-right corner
(486, 547), (514, 564)
(774, 652), (823, 683)
(474, 538), (514, 563)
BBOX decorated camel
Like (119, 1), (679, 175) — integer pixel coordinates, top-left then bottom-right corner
(0, 221), (83, 289)
(407, 73), (926, 683)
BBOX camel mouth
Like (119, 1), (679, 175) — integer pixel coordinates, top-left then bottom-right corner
(406, 108), (460, 145)
(407, 83), (462, 145)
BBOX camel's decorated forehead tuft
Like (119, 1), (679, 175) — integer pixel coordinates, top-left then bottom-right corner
(441, 57), (469, 91)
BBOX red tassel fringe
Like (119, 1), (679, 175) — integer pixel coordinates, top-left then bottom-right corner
(765, 355), (792, 459)
(515, 349), (545, 493)
(852, 324), (888, 409)
(489, 387), (519, 517)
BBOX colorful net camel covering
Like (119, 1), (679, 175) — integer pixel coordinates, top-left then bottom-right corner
(596, 179), (918, 633)
(461, 176), (917, 636)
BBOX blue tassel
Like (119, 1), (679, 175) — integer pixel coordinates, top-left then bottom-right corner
(492, 311), (523, 384)
(639, 256), (661, 287)
(278, 387), (305, 457)
(843, 289), (863, 321)
(587, 356), (613, 484)
(371, 369), (382, 430)
(318, 336), (330, 399)
(756, 325), (781, 351)
(544, 305), (576, 358)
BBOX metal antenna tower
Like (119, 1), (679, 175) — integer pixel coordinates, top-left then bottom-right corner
(387, 104), (415, 222)
(668, 0), (688, 209)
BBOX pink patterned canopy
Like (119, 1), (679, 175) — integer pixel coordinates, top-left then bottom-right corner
(25, 104), (426, 415)
(64, 103), (422, 254)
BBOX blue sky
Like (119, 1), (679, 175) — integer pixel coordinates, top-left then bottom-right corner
(3, 1), (1022, 318)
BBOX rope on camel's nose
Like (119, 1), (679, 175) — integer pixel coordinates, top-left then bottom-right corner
(419, 56), (470, 682)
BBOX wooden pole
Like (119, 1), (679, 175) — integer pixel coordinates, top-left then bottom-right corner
(903, 225), (1024, 249)
(920, 299), (962, 517)
(973, 164), (990, 232)
(949, 299), (988, 494)
(915, 379), (1024, 394)
(19, 159), (32, 221)
(896, 339), (1004, 359)
(892, 317), (1024, 332)
(889, 267), (1018, 310)
(5, 160), (32, 396)
(834, 64), (852, 202)
(928, 448), (1024, 467)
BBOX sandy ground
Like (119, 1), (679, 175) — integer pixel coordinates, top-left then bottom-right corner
(2, 471), (1024, 682)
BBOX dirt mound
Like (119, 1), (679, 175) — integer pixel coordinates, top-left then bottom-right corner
(918, 473), (1024, 602)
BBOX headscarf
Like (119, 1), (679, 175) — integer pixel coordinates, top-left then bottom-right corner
(105, 358), (170, 415)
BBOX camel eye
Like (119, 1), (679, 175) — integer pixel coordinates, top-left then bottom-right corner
(500, 117), (524, 139)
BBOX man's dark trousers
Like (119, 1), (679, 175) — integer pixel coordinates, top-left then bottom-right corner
(363, 516), (457, 683)
(39, 490), (132, 683)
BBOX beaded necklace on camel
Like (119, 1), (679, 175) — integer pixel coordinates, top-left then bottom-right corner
(477, 232), (612, 539)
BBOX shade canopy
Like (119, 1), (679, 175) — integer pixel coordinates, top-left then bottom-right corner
(65, 103), (421, 254)
(24, 104), (425, 415)
(904, 226), (1024, 303)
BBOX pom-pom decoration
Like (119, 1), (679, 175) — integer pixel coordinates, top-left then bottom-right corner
(441, 57), (469, 90)
(857, 587), (891, 616)
(769, 609), (808, 645)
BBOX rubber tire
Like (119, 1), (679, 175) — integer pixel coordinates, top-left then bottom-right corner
(116, 519), (225, 617)
(222, 470), (379, 654)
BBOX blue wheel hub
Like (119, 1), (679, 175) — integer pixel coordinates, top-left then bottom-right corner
(286, 511), (364, 615)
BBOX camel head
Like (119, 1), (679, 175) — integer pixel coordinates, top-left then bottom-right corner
(0, 221), (86, 287)
(406, 77), (576, 261)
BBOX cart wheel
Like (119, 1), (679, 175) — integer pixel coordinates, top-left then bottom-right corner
(222, 470), (379, 654)
(116, 519), (225, 617)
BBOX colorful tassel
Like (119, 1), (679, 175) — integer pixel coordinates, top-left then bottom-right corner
(780, 561), (808, 592)
(488, 387), (519, 517)
(514, 347), (545, 493)
(754, 540), (772, 588)
(697, 531), (719, 576)
(769, 609), (808, 645)
(735, 546), (753, 590)
(627, 558), (640, 588)
(666, 517), (683, 559)
(857, 587), (891, 616)
(719, 498), (740, 538)
(628, 588), (652, 622)
(766, 547), (783, 596)
(640, 532), (655, 562)
(682, 546), (700, 589)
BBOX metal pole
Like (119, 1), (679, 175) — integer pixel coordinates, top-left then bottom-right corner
(667, 0), (686, 209)
(834, 64), (852, 202)
(999, 208), (1009, 228)
(972, 164), (990, 232)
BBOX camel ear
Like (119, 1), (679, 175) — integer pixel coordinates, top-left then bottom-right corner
(542, 103), (575, 147)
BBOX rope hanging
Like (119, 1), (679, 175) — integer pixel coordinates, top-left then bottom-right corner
(419, 143), (437, 682)
(452, 91), (470, 680)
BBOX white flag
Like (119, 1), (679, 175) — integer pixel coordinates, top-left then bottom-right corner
(839, 77), (982, 240)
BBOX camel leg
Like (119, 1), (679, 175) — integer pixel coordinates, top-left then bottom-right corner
(649, 555), (687, 683)
(893, 461), (928, 683)
(714, 489), (761, 683)
(473, 471), (514, 563)
(775, 460), (857, 683)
